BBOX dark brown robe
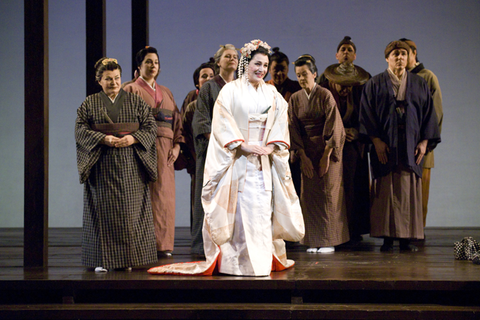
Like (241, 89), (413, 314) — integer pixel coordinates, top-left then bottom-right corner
(289, 85), (349, 247)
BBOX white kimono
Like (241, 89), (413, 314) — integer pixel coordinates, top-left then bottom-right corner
(149, 78), (304, 276)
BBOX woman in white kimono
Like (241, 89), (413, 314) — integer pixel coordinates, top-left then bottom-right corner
(149, 40), (304, 277)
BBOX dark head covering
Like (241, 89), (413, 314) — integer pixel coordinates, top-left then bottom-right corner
(399, 38), (417, 52)
(324, 63), (369, 86)
(384, 41), (410, 58)
(337, 36), (356, 53)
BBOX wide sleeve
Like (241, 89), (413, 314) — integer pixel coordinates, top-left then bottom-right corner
(322, 90), (345, 162)
(201, 84), (241, 246)
(425, 71), (443, 134)
(129, 94), (158, 182)
(359, 78), (380, 140)
(288, 95), (305, 151)
(211, 85), (245, 148)
(417, 80), (441, 151)
(166, 88), (185, 145)
(270, 90), (305, 243)
(192, 82), (215, 140)
(74, 96), (106, 184)
(266, 92), (290, 150)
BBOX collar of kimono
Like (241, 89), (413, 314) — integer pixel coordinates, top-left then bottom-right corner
(135, 77), (164, 108)
(214, 74), (226, 88)
(303, 82), (317, 99)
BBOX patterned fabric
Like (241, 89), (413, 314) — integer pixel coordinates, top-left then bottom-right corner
(289, 85), (349, 247)
(75, 90), (158, 269)
(454, 237), (480, 261)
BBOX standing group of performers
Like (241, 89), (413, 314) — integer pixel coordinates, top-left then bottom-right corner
(75, 36), (442, 276)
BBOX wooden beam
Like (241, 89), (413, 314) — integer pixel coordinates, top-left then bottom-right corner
(86, 0), (106, 96)
(131, 0), (149, 78)
(24, 0), (49, 268)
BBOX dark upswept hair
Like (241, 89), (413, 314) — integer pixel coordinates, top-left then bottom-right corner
(270, 47), (289, 65)
(337, 36), (356, 53)
(192, 58), (216, 88)
(95, 57), (122, 82)
(135, 46), (160, 69)
(294, 54), (317, 76)
(246, 45), (271, 64)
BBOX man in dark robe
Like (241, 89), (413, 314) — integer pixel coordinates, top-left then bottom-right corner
(359, 41), (440, 252)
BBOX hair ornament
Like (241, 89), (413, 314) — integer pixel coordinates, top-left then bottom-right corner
(102, 58), (118, 65)
(238, 39), (271, 80)
(240, 39), (271, 59)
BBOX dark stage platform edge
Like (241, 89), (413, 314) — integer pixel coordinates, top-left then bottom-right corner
(1, 227), (480, 319)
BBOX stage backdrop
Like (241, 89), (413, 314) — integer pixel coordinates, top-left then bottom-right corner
(1, 0), (479, 227)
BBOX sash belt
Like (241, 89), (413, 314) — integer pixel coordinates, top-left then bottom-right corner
(91, 123), (139, 137)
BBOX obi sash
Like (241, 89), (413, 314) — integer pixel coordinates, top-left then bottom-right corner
(134, 77), (174, 139)
(153, 108), (174, 139)
(91, 122), (139, 137)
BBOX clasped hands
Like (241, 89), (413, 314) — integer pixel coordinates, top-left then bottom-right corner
(104, 135), (137, 148)
(240, 143), (275, 157)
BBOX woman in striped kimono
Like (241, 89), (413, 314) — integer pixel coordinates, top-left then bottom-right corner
(288, 55), (349, 254)
(75, 58), (158, 272)
(124, 47), (185, 257)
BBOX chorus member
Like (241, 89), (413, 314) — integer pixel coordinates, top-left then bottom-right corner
(124, 46), (185, 257)
(190, 44), (238, 255)
(266, 47), (301, 102)
(400, 38), (443, 228)
(180, 58), (216, 113)
(317, 36), (364, 85)
(149, 39), (304, 276)
(359, 41), (441, 252)
(181, 60), (216, 229)
(322, 49), (371, 243)
(75, 58), (157, 272)
(289, 55), (349, 254)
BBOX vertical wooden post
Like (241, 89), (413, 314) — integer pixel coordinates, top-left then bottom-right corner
(86, 0), (106, 96)
(24, 0), (49, 268)
(131, 0), (149, 77)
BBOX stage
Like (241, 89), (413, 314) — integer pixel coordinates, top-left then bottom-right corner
(1, 227), (480, 319)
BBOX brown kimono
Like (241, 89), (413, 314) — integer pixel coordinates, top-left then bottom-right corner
(289, 84), (349, 247)
(124, 78), (185, 252)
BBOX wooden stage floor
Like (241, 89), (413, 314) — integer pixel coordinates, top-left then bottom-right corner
(1, 227), (480, 319)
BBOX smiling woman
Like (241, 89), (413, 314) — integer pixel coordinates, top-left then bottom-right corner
(149, 39), (305, 277)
